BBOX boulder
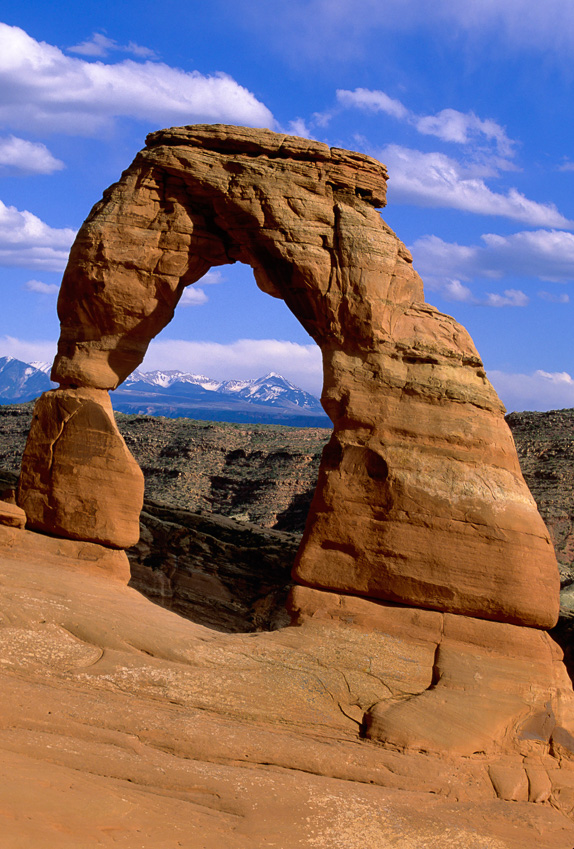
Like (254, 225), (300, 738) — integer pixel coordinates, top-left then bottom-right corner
(18, 387), (143, 548)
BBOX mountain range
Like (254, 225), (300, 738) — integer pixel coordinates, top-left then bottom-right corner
(0, 357), (330, 427)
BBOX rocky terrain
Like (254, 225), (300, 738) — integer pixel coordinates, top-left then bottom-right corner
(3, 401), (574, 635)
(4, 401), (574, 561)
(4, 526), (574, 848)
(507, 410), (574, 586)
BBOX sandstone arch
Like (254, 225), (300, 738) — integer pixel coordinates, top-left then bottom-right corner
(18, 124), (559, 628)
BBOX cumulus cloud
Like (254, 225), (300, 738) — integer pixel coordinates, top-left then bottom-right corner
(411, 229), (574, 285)
(68, 32), (156, 59)
(0, 23), (274, 135)
(424, 273), (528, 308)
(381, 145), (572, 227)
(197, 270), (224, 286)
(140, 338), (323, 395)
(0, 199), (75, 271)
(24, 279), (59, 295)
(480, 230), (574, 281)
(0, 334), (56, 365)
(415, 109), (514, 158)
(0, 136), (64, 174)
(179, 287), (209, 306)
(178, 271), (224, 306)
(438, 279), (476, 303)
(489, 369), (574, 413)
(287, 118), (312, 138)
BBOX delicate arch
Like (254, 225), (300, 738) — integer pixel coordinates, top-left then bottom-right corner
(19, 125), (559, 627)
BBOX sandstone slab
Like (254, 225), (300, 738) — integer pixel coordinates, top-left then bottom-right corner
(0, 499), (25, 529)
(1, 528), (573, 848)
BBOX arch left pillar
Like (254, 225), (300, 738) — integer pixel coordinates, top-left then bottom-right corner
(18, 161), (233, 548)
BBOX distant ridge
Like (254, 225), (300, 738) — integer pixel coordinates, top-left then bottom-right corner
(0, 356), (53, 402)
(115, 370), (329, 426)
(0, 356), (329, 427)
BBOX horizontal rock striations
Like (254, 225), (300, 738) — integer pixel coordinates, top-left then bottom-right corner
(19, 123), (558, 627)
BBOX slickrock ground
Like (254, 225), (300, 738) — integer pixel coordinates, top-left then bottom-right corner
(2, 525), (574, 849)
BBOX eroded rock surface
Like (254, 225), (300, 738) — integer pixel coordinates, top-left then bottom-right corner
(18, 387), (143, 548)
(1, 531), (574, 848)
(18, 124), (558, 627)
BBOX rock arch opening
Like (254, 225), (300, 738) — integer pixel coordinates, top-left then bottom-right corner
(18, 124), (559, 629)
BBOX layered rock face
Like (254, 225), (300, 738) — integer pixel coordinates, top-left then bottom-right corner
(19, 123), (557, 626)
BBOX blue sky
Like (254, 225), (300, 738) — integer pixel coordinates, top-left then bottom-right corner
(1, 1), (574, 410)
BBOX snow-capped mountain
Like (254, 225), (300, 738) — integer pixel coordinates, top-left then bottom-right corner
(0, 356), (54, 402)
(217, 373), (321, 410)
(113, 369), (327, 424)
(0, 357), (329, 427)
(124, 369), (221, 391)
(29, 361), (52, 375)
(122, 370), (323, 412)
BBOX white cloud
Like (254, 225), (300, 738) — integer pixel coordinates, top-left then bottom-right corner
(489, 369), (574, 413)
(68, 32), (156, 59)
(480, 230), (574, 281)
(0, 135), (64, 174)
(178, 271), (224, 306)
(197, 270), (224, 286)
(440, 279), (476, 303)
(484, 288), (529, 307)
(381, 145), (572, 227)
(24, 279), (59, 295)
(179, 287), (208, 306)
(67, 33), (119, 57)
(0, 335), (56, 365)
(140, 338), (323, 396)
(539, 290), (570, 303)
(0, 199), (75, 271)
(336, 88), (409, 120)
(415, 109), (513, 158)
(412, 229), (574, 285)
(287, 118), (312, 138)
(0, 23), (275, 135)
(337, 89), (513, 159)
(423, 272), (528, 308)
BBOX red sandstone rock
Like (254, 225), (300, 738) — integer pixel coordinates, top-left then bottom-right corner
(19, 125), (558, 624)
(1, 534), (573, 847)
(18, 387), (143, 548)
(0, 500), (26, 529)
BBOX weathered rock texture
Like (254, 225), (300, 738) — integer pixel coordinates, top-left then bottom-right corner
(18, 388), (143, 548)
(1, 531), (574, 848)
(19, 124), (558, 627)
